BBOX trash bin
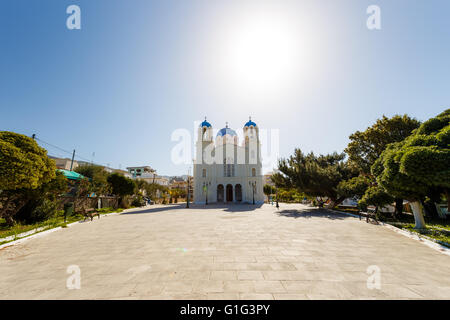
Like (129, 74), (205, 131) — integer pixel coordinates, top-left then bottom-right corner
(64, 202), (74, 222)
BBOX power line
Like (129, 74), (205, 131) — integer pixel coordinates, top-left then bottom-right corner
(34, 135), (111, 169)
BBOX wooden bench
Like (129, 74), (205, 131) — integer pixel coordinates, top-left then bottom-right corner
(82, 208), (100, 221)
(357, 208), (378, 224)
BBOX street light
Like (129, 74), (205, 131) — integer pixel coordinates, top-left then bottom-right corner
(186, 166), (191, 208)
(205, 182), (211, 205)
(250, 181), (256, 205)
(275, 187), (279, 209)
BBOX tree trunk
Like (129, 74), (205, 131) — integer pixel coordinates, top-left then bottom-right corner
(394, 198), (403, 217)
(326, 196), (346, 209)
(410, 201), (426, 229)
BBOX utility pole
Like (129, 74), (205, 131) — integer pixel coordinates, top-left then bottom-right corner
(70, 149), (76, 171)
(186, 167), (191, 208)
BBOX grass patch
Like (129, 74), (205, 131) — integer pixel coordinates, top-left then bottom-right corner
(393, 223), (450, 247)
(333, 208), (450, 247)
(0, 207), (127, 240)
(97, 207), (123, 214)
(0, 212), (83, 240)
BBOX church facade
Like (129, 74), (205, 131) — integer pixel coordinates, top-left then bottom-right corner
(193, 118), (264, 204)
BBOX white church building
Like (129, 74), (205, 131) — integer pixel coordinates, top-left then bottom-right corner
(193, 118), (264, 204)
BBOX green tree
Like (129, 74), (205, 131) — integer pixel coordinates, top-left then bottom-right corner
(263, 184), (275, 202)
(345, 115), (420, 174)
(373, 109), (450, 228)
(107, 173), (136, 207)
(337, 175), (371, 199)
(74, 164), (111, 196)
(272, 150), (358, 208)
(344, 115), (420, 215)
(15, 171), (69, 224)
(134, 179), (147, 191)
(358, 185), (394, 215)
(144, 183), (168, 201)
(0, 132), (57, 225)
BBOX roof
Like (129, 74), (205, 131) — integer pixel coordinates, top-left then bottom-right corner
(200, 120), (212, 128)
(217, 127), (237, 137)
(244, 120), (257, 127)
(58, 169), (85, 181)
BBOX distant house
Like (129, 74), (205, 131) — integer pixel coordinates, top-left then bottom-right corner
(170, 178), (188, 190)
(126, 166), (154, 178)
(148, 176), (170, 186)
(50, 157), (79, 171)
(111, 169), (132, 178)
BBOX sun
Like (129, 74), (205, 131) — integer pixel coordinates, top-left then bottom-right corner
(215, 10), (307, 95)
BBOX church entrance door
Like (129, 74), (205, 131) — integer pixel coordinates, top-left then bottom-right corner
(226, 184), (233, 202)
(235, 184), (242, 202)
(217, 184), (224, 202)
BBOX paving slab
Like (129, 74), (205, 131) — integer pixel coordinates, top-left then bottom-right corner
(1, 203), (449, 299)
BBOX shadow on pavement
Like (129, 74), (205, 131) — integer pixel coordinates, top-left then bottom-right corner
(276, 207), (351, 220)
(120, 203), (263, 215)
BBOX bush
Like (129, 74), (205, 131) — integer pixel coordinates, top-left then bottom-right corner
(15, 199), (59, 224)
(131, 195), (144, 207)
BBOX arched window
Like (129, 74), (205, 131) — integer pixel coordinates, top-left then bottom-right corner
(202, 168), (206, 178)
(252, 168), (256, 177)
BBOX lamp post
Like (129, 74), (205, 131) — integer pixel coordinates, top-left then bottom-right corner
(250, 181), (256, 205)
(203, 182), (210, 205)
(186, 166), (191, 208)
(186, 176), (190, 208)
(275, 187), (279, 209)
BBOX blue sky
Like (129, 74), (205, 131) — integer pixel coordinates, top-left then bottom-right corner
(1, 0), (449, 176)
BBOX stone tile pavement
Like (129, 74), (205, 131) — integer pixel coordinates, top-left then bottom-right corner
(0, 203), (449, 299)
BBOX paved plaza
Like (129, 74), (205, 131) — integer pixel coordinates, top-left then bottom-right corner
(0, 203), (449, 299)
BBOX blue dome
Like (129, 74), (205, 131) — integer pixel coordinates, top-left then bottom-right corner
(217, 127), (237, 137)
(244, 120), (257, 127)
(200, 120), (211, 128)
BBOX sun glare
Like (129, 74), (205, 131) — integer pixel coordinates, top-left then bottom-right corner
(216, 10), (308, 96)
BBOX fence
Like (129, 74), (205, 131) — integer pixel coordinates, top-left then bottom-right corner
(58, 196), (119, 212)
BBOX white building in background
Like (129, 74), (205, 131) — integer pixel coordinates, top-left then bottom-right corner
(193, 118), (264, 204)
(126, 166), (154, 178)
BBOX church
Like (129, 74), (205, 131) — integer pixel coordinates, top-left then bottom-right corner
(193, 118), (264, 204)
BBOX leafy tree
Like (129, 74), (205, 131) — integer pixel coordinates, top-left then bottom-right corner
(373, 109), (449, 228)
(344, 115), (420, 215)
(74, 164), (110, 196)
(107, 173), (135, 207)
(0, 132), (57, 225)
(144, 183), (168, 201)
(273, 150), (358, 208)
(345, 115), (420, 174)
(134, 179), (148, 195)
(399, 109), (450, 208)
(15, 171), (68, 224)
(337, 175), (371, 199)
(263, 184), (275, 201)
(358, 185), (394, 215)
(74, 177), (92, 211)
